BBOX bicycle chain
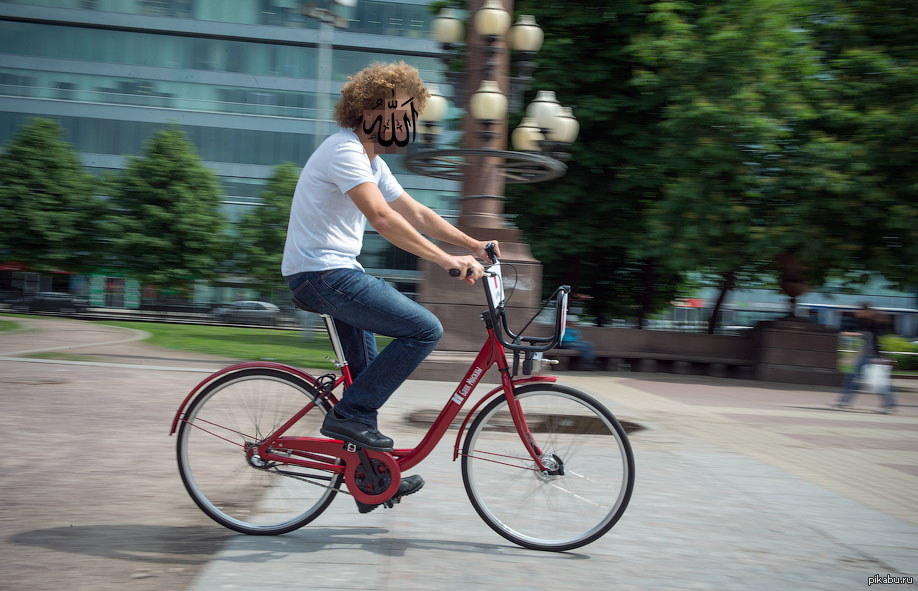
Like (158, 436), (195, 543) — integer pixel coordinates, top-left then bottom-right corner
(269, 466), (352, 496)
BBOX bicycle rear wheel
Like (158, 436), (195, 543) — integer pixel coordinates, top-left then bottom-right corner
(176, 367), (341, 535)
(461, 383), (634, 551)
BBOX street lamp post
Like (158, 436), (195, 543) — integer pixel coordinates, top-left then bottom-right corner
(407, 0), (579, 351)
(303, 0), (356, 136)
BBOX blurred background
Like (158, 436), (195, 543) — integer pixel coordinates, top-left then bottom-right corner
(0, 0), (915, 343)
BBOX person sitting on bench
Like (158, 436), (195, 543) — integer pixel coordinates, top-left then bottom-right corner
(561, 315), (597, 370)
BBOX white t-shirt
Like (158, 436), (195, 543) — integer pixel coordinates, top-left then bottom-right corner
(282, 129), (404, 275)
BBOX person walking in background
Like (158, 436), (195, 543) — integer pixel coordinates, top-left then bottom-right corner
(833, 304), (897, 413)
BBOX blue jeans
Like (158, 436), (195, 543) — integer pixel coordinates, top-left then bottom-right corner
(837, 355), (897, 409)
(561, 340), (597, 366)
(287, 268), (442, 428)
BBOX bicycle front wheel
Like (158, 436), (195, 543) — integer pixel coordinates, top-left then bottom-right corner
(176, 367), (341, 535)
(461, 384), (634, 551)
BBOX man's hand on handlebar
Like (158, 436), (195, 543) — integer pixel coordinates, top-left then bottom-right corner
(473, 240), (500, 263)
(443, 241), (499, 284)
(444, 255), (485, 285)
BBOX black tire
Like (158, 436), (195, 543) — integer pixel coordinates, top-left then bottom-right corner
(461, 383), (634, 551)
(176, 367), (341, 535)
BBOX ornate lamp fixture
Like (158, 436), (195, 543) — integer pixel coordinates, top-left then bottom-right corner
(417, 83), (449, 145)
(474, 0), (511, 78)
(432, 8), (465, 50)
(508, 14), (543, 105)
(406, 4), (575, 185)
(469, 80), (507, 144)
(521, 90), (579, 160)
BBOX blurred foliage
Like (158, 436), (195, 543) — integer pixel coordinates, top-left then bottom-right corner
(777, 0), (918, 288)
(106, 127), (226, 291)
(506, 1), (682, 326)
(507, 0), (918, 327)
(0, 118), (104, 273)
(234, 162), (299, 289)
(879, 335), (918, 371)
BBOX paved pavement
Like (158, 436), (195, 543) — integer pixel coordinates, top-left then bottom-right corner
(1, 315), (916, 590)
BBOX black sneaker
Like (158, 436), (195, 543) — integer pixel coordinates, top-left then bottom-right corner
(356, 475), (425, 514)
(321, 410), (394, 452)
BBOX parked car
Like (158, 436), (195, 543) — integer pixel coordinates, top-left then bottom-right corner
(7, 292), (89, 314)
(212, 301), (280, 325)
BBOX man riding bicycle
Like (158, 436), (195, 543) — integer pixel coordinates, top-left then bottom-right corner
(282, 62), (500, 512)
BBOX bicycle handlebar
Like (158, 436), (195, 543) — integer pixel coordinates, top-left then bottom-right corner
(447, 242), (498, 278)
(445, 242), (569, 354)
(484, 242), (498, 264)
(479, 244), (569, 354)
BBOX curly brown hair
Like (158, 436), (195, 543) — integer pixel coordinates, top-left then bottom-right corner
(333, 61), (430, 129)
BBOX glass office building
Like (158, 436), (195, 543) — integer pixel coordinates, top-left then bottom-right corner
(0, 0), (458, 302)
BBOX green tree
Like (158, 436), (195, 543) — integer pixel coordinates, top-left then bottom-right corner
(510, 0), (916, 332)
(777, 0), (918, 289)
(636, 0), (918, 331)
(506, 0), (681, 326)
(236, 162), (299, 289)
(108, 127), (226, 291)
(629, 0), (829, 331)
(0, 118), (102, 272)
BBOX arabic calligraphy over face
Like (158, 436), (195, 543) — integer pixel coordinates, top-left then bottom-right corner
(361, 88), (420, 154)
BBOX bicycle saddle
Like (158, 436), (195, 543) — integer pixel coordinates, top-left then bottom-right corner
(290, 298), (321, 315)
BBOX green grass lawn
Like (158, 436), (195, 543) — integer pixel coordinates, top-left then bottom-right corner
(0, 318), (19, 331)
(98, 320), (390, 369)
(26, 352), (99, 362)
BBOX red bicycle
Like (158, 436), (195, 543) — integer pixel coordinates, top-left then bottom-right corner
(170, 250), (634, 552)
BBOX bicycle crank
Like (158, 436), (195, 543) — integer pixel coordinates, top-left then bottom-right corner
(343, 446), (401, 505)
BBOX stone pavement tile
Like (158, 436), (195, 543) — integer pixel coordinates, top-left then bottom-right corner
(719, 412), (918, 430)
(885, 463), (918, 477)
(0, 315), (146, 355)
(562, 374), (918, 526)
(786, 433), (917, 451)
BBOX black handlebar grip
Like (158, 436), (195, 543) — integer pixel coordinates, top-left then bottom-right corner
(449, 268), (474, 277)
(484, 242), (498, 263)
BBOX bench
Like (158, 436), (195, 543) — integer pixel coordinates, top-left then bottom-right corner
(547, 349), (755, 378)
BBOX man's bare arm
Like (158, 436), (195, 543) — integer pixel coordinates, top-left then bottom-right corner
(390, 192), (501, 261)
(348, 183), (484, 283)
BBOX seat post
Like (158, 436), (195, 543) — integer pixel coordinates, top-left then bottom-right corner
(321, 314), (348, 368)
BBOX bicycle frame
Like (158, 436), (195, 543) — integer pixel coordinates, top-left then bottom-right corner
(171, 317), (558, 495)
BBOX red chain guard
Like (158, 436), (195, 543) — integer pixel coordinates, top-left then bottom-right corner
(266, 437), (401, 505)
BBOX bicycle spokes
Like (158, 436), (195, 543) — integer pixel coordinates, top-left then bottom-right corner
(461, 385), (634, 551)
